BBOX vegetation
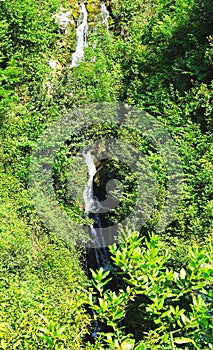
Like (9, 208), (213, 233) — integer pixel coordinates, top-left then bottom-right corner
(88, 230), (213, 349)
(0, 0), (212, 349)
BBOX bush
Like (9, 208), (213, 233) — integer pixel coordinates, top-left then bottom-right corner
(87, 230), (213, 349)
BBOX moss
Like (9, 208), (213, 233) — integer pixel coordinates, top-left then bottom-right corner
(72, 9), (80, 19)
(67, 19), (76, 32)
(87, 3), (100, 14)
(69, 0), (79, 7)
(69, 0), (80, 19)
(86, 1), (101, 24)
(87, 0), (100, 4)
(88, 21), (96, 27)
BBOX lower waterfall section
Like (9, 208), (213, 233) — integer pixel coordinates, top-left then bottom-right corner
(82, 150), (111, 271)
(82, 150), (113, 341)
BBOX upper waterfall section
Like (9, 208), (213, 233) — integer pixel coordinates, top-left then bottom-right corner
(70, 3), (89, 68)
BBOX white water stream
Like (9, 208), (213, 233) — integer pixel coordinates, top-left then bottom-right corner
(71, 3), (109, 67)
(82, 151), (111, 270)
(70, 3), (88, 67)
(100, 3), (109, 33)
(82, 150), (112, 338)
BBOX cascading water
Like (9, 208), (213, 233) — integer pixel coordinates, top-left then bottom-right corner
(71, 5), (112, 340)
(70, 7), (112, 269)
(71, 3), (88, 68)
(82, 150), (111, 270)
(82, 150), (112, 339)
(100, 3), (110, 33)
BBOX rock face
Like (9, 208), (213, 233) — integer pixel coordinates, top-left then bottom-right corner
(87, 0), (101, 24)
(94, 160), (110, 201)
(66, 1), (106, 31)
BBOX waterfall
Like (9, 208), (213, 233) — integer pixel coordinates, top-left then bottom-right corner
(82, 151), (111, 270)
(100, 3), (109, 33)
(70, 3), (110, 68)
(71, 3), (88, 68)
(82, 151), (96, 214)
(82, 150), (112, 338)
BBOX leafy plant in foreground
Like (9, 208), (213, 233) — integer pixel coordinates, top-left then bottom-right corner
(87, 230), (213, 349)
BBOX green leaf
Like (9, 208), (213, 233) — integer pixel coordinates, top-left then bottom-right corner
(57, 324), (68, 335)
(180, 268), (186, 279)
(121, 339), (135, 349)
(38, 327), (48, 334)
(175, 337), (193, 344)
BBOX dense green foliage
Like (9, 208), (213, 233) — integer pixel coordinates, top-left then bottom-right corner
(0, 1), (91, 348)
(88, 230), (213, 349)
(0, 0), (212, 348)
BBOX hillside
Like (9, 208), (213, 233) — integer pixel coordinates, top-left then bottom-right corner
(0, 0), (212, 349)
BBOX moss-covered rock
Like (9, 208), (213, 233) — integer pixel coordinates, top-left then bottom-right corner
(69, 0), (80, 19)
(87, 1), (101, 24)
(69, 0), (79, 8)
(72, 9), (80, 19)
(87, 3), (100, 14)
